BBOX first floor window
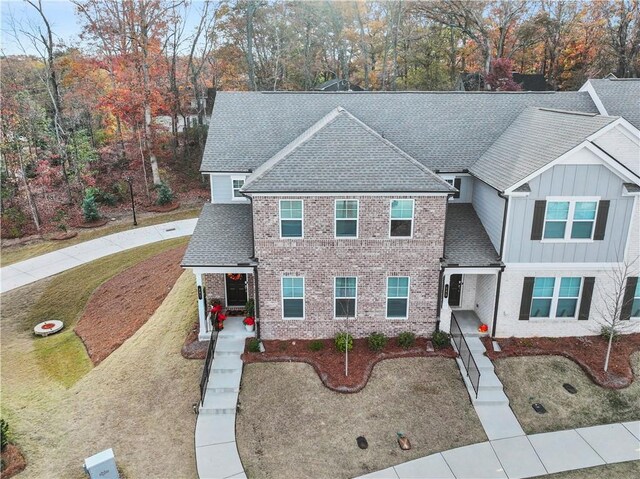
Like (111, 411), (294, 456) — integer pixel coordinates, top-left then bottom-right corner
(632, 280), (640, 318)
(282, 277), (304, 318)
(335, 277), (357, 318)
(390, 199), (414, 237)
(232, 178), (245, 199)
(280, 200), (303, 238)
(387, 276), (409, 318)
(531, 277), (582, 318)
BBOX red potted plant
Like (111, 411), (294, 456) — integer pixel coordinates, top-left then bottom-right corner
(216, 313), (227, 331)
(243, 316), (255, 332)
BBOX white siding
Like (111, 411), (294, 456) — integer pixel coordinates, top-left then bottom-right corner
(593, 125), (640, 177)
(474, 274), (496, 327)
(210, 174), (249, 204)
(471, 177), (505, 252)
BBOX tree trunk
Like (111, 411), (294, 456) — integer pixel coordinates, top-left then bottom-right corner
(18, 148), (41, 232)
(246, 1), (258, 91)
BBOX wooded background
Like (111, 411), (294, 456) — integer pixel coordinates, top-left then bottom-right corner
(1, 0), (638, 238)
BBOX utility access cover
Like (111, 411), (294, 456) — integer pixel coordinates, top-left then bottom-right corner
(532, 403), (547, 414)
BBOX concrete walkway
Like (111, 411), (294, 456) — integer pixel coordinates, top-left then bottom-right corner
(357, 421), (640, 479)
(195, 317), (254, 479)
(0, 218), (197, 293)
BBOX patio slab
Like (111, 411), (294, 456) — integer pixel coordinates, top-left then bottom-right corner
(528, 430), (605, 474)
(394, 453), (454, 479)
(441, 442), (507, 479)
(196, 441), (244, 479)
(490, 436), (547, 479)
(576, 423), (640, 463)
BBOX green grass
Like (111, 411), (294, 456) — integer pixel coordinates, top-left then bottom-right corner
(1, 207), (199, 266)
(23, 236), (189, 387)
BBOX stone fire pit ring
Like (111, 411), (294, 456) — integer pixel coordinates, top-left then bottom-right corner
(34, 320), (64, 336)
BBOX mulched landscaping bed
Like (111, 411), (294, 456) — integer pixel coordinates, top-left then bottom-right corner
(181, 322), (208, 360)
(243, 337), (456, 393)
(483, 333), (640, 389)
(75, 245), (187, 365)
(1, 444), (26, 479)
(145, 202), (180, 213)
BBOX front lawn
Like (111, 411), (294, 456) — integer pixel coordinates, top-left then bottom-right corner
(236, 357), (486, 479)
(494, 354), (640, 434)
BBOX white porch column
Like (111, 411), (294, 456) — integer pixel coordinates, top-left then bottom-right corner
(195, 272), (210, 341)
(439, 273), (452, 333)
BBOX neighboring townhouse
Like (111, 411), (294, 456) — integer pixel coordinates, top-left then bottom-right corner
(182, 81), (640, 341)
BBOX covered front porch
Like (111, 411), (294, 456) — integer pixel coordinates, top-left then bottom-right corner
(440, 204), (503, 335)
(181, 203), (257, 340)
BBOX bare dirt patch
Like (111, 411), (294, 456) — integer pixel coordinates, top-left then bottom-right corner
(145, 202), (181, 213)
(484, 334), (640, 389)
(237, 358), (486, 479)
(75, 244), (187, 365)
(1, 444), (27, 478)
(494, 354), (640, 434)
(181, 322), (208, 359)
(243, 337), (456, 392)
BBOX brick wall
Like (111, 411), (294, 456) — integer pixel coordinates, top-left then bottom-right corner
(251, 195), (447, 340)
(203, 273), (255, 309)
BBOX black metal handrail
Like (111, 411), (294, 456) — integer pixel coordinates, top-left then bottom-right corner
(450, 312), (481, 399)
(199, 312), (218, 407)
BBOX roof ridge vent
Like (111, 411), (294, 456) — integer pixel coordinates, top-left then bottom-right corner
(537, 107), (598, 117)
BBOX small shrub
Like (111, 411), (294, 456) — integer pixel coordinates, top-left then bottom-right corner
(278, 342), (289, 352)
(431, 330), (450, 349)
(520, 338), (534, 348)
(81, 190), (101, 222)
(155, 182), (174, 206)
(335, 332), (353, 353)
(397, 331), (416, 349)
(53, 208), (68, 232)
(1, 206), (27, 238)
(248, 339), (261, 353)
(309, 340), (324, 352)
(367, 332), (387, 351)
(245, 299), (255, 317)
(1, 419), (9, 451)
(600, 325), (620, 342)
(111, 180), (129, 202)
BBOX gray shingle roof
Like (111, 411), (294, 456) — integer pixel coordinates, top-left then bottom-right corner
(587, 79), (640, 129)
(201, 91), (598, 173)
(445, 204), (501, 267)
(181, 203), (254, 267)
(242, 107), (455, 193)
(469, 108), (616, 192)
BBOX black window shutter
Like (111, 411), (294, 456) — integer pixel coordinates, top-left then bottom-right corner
(519, 277), (535, 320)
(531, 200), (546, 240)
(578, 277), (595, 320)
(453, 178), (461, 199)
(593, 200), (610, 240)
(621, 276), (638, 321)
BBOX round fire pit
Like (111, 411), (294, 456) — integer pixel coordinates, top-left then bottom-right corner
(34, 320), (64, 337)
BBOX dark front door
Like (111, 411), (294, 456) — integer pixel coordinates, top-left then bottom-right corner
(225, 274), (247, 307)
(449, 274), (463, 307)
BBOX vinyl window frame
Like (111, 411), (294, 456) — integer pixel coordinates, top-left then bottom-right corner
(632, 279), (640, 318)
(281, 276), (305, 320)
(279, 199), (304, 239)
(230, 176), (246, 201)
(334, 276), (357, 319)
(389, 199), (414, 238)
(334, 199), (359, 239)
(386, 276), (410, 319)
(530, 276), (583, 319)
(541, 196), (600, 242)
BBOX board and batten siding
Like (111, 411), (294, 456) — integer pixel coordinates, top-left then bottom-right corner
(471, 177), (505, 253)
(504, 163), (635, 263)
(209, 174), (249, 204)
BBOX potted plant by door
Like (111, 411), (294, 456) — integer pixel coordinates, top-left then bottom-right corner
(243, 316), (255, 332)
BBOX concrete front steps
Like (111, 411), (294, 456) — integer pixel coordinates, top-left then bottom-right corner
(195, 317), (254, 479)
(452, 331), (525, 441)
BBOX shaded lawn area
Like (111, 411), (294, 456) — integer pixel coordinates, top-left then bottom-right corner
(532, 461), (640, 478)
(7, 236), (188, 388)
(494, 354), (640, 435)
(236, 358), (486, 479)
(0, 206), (199, 267)
(1, 272), (200, 479)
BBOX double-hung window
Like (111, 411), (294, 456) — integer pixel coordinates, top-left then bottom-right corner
(531, 277), (582, 318)
(387, 277), (410, 318)
(335, 277), (357, 318)
(632, 280), (640, 318)
(335, 200), (358, 238)
(390, 199), (414, 237)
(543, 199), (598, 240)
(282, 277), (304, 319)
(231, 177), (245, 200)
(280, 200), (303, 238)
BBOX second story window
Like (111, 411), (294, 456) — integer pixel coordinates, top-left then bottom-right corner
(231, 178), (245, 200)
(280, 200), (303, 238)
(335, 200), (358, 238)
(390, 199), (414, 237)
(543, 199), (598, 240)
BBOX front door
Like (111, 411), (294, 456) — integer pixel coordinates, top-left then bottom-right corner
(225, 274), (247, 307)
(448, 274), (463, 308)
